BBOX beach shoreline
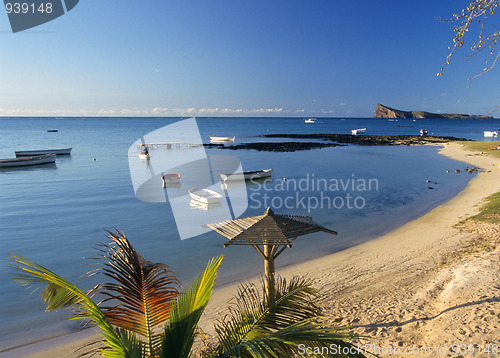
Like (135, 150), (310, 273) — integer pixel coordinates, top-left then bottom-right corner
(4, 142), (499, 358)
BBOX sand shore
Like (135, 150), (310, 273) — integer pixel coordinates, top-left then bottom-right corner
(4, 142), (499, 358)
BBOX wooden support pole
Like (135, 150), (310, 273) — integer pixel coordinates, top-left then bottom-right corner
(263, 244), (276, 306)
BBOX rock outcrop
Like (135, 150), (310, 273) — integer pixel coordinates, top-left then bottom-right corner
(374, 104), (493, 119)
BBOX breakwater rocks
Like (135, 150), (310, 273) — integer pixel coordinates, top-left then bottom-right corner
(203, 134), (469, 152)
(262, 134), (469, 146)
(205, 141), (346, 152)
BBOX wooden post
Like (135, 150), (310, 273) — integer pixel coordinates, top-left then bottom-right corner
(263, 244), (275, 306)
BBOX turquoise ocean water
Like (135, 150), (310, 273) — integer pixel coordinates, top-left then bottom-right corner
(0, 116), (499, 351)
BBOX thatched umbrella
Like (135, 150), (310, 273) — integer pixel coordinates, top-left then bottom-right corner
(206, 207), (337, 305)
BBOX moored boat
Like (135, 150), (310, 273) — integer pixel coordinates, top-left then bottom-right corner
(15, 148), (72, 156)
(304, 118), (316, 123)
(220, 168), (273, 182)
(210, 136), (235, 142)
(0, 154), (56, 168)
(188, 187), (223, 204)
(162, 173), (181, 187)
(351, 128), (366, 135)
(484, 130), (498, 137)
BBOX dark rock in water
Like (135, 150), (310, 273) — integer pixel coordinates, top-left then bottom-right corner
(216, 141), (346, 152)
(205, 133), (470, 152)
(204, 143), (225, 148)
(261, 133), (469, 146)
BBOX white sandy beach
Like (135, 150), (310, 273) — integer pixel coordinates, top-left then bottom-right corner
(4, 142), (499, 358)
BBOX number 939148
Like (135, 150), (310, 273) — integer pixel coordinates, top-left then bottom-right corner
(5, 2), (53, 14)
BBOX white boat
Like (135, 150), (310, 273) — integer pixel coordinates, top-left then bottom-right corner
(0, 154), (56, 168)
(484, 131), (498, 137)
(351, 128), (366, 135)
(210, 136), (235, 142)
(15, 148), (72, 156)
(220, 168), (273, 182)
(188, 187), (223, 204)
(138, 152), (150, 160)
(162, 173), (181, 187)
(304, 118), (316, 123)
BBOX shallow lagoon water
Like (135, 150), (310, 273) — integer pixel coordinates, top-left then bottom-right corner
(0, 116), (498, 350)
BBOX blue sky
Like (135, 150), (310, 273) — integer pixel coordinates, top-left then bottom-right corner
(0, 0), (498, 117)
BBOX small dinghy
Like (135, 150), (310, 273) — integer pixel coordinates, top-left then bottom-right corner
(0, 154), (56, 168)
(210, 136), (235, 142)
(351, 128), (366, 135)
(162, 173), (181, 187)
(188, 187), (223, 204)
(15, 148), (72, 156)
(220, 168), (273, 182)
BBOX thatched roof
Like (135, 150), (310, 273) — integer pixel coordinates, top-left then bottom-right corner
(206, 208), (337, 247)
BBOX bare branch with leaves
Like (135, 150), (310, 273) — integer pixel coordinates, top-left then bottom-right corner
(438, 0), (499, 80)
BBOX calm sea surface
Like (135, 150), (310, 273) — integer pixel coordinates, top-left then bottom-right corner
(0, 117), (499, 351)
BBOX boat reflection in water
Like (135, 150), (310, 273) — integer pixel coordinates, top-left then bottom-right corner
(189, 199), (223, 211)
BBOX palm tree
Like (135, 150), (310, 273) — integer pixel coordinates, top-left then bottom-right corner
(9, 229), (366, 358)
(205, 277), (366, 357)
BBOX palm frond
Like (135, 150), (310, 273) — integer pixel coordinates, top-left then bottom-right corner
(212, 319), (366, 357)
(213, 276), (321, 350)
(88, 229), (180, 355)
(160, 255), (224, 358)
(209, 276), (366, 358)
(9, 254), (135, 358)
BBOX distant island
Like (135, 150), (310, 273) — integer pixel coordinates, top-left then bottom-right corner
(374, 104), (493, 119)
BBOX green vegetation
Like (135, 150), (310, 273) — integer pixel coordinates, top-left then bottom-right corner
(460, 140), (500, 158)
(458, 141), (500, 223)
(10, 229), (365, 358)
(469, 192), (500, 223)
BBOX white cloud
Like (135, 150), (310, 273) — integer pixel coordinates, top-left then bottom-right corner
(0, 106), (299, 117)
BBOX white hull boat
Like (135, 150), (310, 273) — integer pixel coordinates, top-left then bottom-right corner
(351, 128), (366, 135)
(210, 136), (235, 142)
(0, 154), (56, 167)
(484, 131), (498, 137)
(304, 118), (316, 123)
(15, 148), (72, 156)
(220, 168), (273, 182)
(188, 187), (223, 204)
(162, 173), (181, 187)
